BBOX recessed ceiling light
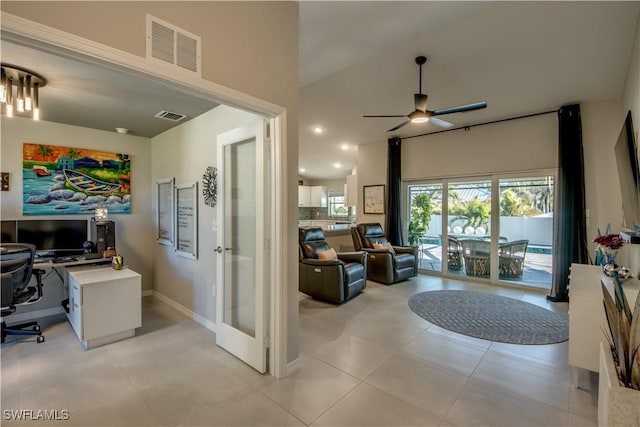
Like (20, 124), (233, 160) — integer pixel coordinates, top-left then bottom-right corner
(299, 168), (306, 173)
(333, 163), (341, 168)
(312, 126), (324, 134)
(340, 144), (349, 151)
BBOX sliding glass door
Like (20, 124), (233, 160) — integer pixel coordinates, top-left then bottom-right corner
(498, 176), (554, 289)
(406, 172), (554, 290)
(407, 183), (443, 272)
(447, 179), (492, 279)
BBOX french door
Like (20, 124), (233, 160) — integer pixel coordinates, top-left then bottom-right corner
(216, 120), (269, 373)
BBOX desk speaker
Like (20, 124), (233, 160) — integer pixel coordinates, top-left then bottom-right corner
(91, 220), (116, 255)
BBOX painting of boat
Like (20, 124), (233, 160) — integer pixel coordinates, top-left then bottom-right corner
(32, 165), (52, 177)
(63, 169), (121, 195)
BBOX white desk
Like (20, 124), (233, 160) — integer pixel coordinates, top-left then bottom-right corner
(34, 256), (112, 269)
(568, 263), (639, 375)
(66, 265), (141, 350)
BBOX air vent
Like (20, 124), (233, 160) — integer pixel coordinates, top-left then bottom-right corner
(155, 110), (188, 122)
(146, 15), (201, 74)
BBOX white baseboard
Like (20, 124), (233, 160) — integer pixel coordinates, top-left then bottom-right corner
(151, 290), (217, 333)
(286, 357), (301, 376)
(142, 289), (153, 297)
(3, 306), (65, 324)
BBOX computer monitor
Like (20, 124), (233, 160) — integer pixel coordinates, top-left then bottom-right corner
(17, 219), (88, 257)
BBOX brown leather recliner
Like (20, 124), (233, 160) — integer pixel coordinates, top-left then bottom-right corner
(351, 223), (418, 285)
(299, 227), (367, 304)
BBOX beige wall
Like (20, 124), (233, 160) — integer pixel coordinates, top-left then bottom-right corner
(2, 1), (300, 364)
(151, 105), (257, 323)
(0, 116), (153, 314)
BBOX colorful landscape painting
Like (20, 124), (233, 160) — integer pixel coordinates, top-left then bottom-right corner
(22, 143), (131, 215)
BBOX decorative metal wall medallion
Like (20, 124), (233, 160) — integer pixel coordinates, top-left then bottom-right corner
(202, 166), (217, 207)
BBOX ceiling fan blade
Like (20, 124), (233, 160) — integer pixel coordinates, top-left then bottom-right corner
(414, 93), (428, 112)
(363, 115), (407, 118)
(388, 121), (410, 132)
(432, 101), (487, 116)
(429, 117), (454, 129)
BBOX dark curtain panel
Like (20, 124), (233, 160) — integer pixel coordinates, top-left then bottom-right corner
(548, 104), (590, 302)
(386, 137), (403, 245)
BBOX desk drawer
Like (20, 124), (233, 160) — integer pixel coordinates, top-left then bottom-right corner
(68, 277), (83, 339)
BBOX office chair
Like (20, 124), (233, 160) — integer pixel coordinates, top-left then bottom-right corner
(1, 243), (46, 343)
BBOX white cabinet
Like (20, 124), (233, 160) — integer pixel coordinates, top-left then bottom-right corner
(568, 263), (639, 373)
(310, 186), (327, 207)
(298, 185), (311, 207)
(67, 265), (142, 350)
(298, 185), (327, 207)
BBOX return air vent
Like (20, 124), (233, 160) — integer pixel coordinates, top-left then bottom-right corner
(154, 110), (188, 122)
(146, 15), (201, 74)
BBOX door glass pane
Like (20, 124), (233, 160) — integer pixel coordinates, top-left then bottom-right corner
(224, 138), (256, 336)
(499, 176), (554, 289)
(407, 183), (443, 272)
(448, 180), (492, 278)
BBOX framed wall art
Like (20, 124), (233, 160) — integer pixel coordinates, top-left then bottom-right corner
(156, 177), (174, 246)
(175, 182), (198, 259)
(22, 143), (131, 215)
(363, 184), (385, 214)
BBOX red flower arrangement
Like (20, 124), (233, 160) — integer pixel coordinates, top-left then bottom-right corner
(593, 233), (625, 250)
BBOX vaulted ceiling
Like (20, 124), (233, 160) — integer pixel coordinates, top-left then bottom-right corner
(2, 2), (639, 182)
(298, 1), (640, 180)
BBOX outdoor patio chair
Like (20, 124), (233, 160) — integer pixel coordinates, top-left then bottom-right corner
(444, 235), (463, 270)
(498, 239), (529, 278)
(461, 239), (490, 276)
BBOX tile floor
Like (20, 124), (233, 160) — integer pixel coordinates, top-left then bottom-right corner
(1, 275), (598, 426)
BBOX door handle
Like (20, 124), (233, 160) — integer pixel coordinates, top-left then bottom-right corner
(214, 246), (223, 254)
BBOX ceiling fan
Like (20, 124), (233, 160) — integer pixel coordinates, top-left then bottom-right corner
(363, 56), (487, 132)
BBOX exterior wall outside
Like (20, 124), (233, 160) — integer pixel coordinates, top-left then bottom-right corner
(2, 1), (300, 364)
(0, 116), (153, 314)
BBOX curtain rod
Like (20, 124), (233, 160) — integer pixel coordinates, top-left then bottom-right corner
(401, 109), (559, 140)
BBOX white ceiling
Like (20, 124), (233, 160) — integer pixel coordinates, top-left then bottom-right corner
(298, 1), (640, 180)
(2, 2), (639, 182)
(0, 40), (219, 138)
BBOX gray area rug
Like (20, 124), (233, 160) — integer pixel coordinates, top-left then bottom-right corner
(408, 290), (568, 345)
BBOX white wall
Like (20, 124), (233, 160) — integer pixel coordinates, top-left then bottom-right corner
(0, 116), (153, 313)
(151, 105), (258, 323)
(356, 113), (558, 226)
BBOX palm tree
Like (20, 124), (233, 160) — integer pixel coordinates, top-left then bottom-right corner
(37, 144), (52, 161)
(66, 148), (81, 159)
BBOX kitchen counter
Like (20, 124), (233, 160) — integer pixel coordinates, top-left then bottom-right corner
(298, 221), (354, 251)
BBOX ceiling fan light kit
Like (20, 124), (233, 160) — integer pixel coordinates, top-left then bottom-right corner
(363, 56), (487, 132)
(1, 64), (46, 121)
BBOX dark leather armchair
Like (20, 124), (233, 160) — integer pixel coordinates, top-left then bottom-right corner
(351, 223), (418, 284)
(299, 227), (367, 304)
(1, 243), (46, 343)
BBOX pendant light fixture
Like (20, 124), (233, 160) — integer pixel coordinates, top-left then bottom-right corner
(1, 64), (46, 121)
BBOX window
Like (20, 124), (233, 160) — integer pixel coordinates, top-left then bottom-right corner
(328, 194), (348, 218)
(406, 172), (554, 290)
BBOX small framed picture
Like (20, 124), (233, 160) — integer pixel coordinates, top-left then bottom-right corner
(363, 184), (385, 214)
(1, 173), (9, 191)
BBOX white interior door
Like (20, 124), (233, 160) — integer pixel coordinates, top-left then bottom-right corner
(216, 120), (268, 373)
